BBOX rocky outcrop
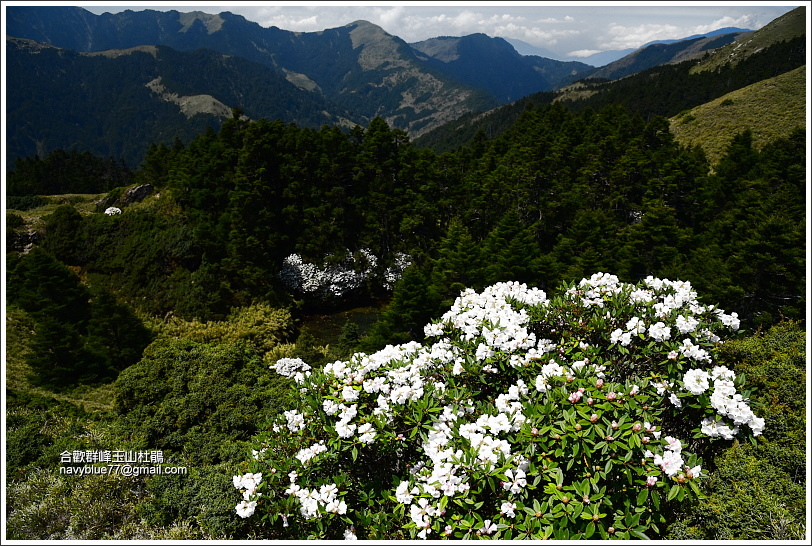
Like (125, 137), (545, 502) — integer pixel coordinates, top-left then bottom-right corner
(95, 184), (154, 210)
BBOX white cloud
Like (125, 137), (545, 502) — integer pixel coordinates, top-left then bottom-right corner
(566, 49), (602, 58)
(599, 22), (684, 50)
(691, 14), (759, 35)
(373, 6), (406, 30)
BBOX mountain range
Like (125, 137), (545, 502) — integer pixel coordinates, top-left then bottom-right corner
(4, 5), (801, 169)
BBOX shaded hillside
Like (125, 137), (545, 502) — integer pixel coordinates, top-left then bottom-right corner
(414, 33), (805, 155)
(670, 65), (806, 165)
(555, 35), (805, 119)
(5, 7), (498, 139)
(588, 32), (747, 81)
(5, 37), (359, 168)
(411, 33), (595, 102)
(411, 93), (556, 153)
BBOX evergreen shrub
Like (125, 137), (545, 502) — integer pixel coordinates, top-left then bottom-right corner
(115, 339), (294, 465)
(234, 273), (764, 539)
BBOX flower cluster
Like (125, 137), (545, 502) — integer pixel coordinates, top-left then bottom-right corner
(271, 357), (312, 383)
(383, 252), (412, 290)
(644, 436), (699, 478)
(696, 365), (765, 437)
(233, 472), (262, 518)
(285, 472), (348, 519)
(104, 206), (122, 215)
(279, 249), (410, 298)
(236, 274), (762, 540)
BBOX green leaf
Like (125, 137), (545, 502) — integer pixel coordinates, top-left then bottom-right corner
(585, 522), (595, 538)
(630, 528), (650, 539)
(651, 490), (661, 509)
(637, 488), (649, 505)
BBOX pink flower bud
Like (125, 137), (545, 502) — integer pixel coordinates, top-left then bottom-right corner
(632, 423), (642, 432)
(606, 392), (617, 401)
(589, 413), (599, 423)
(596, 378), (604, 388)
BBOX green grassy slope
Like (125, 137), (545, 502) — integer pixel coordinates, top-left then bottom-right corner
(669, 65), (806, 165)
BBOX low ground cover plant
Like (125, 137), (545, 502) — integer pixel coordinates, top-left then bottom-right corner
(233, 273), (762, 539)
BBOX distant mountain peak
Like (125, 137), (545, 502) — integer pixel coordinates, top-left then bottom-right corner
(347, 19), (395, 47)
(177, 11), (225, 34)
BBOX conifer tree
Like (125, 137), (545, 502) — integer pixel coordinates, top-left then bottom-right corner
(429, 218), (483, 308)
(481, 210), (541, 286)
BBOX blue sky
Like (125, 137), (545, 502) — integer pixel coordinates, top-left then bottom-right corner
(74, 2), (802, 58)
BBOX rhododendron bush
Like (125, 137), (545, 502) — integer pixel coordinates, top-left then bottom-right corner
(233, 273), (762, 539)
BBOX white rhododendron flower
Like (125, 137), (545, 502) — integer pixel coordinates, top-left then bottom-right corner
(683, 368), (710, 395)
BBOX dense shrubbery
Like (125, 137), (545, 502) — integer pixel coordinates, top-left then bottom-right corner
(7, 195), (48, 211)
(114, 339), (294, 465)
(235, 274), (771, 539)
(147, 303), (295, 356)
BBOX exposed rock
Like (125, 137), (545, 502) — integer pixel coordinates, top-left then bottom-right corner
(95, 183), (154, 211)
(7, 229), (41, 255)
(145, 76), (232, 119)
(119, 184), (154, 206)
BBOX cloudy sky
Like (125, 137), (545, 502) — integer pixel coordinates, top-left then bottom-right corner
(77, 1), (801, 59)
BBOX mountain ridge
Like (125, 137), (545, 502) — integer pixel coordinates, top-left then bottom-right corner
(4, 5), (804, 167)
(5, 8), (508, 138)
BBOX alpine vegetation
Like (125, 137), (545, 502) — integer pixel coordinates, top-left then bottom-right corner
(233, 273), (760, 539)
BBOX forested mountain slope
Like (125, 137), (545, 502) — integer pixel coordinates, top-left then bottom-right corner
(5, 37), (361, 168)
(8, 105), (805, 333)
(9, 4), (761, 168)
(4, 7), (499, 145)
